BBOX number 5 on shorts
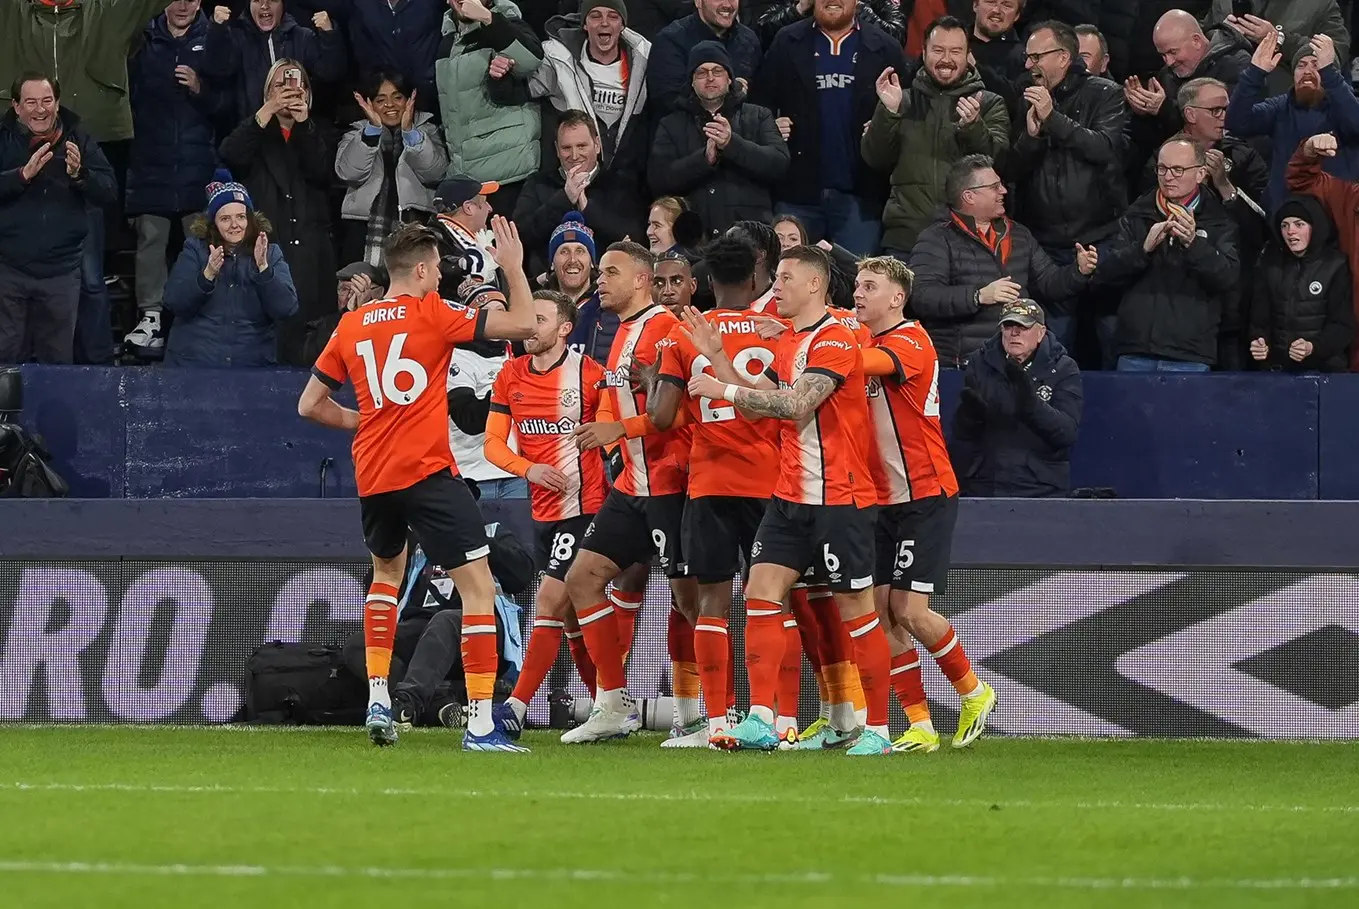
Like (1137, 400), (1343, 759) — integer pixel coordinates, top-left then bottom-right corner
(896, 540), (915, 571)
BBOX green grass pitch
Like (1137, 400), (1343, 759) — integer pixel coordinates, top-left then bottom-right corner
(0, 727), (1355, 908)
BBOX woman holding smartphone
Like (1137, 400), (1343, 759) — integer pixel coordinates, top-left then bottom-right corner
(220, 59), (337, 367)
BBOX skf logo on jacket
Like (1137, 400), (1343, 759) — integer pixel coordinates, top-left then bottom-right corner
(816, 74), (855, 89)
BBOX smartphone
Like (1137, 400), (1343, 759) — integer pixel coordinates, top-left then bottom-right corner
(284, 68), (301, 88)
(1231, 0), (1254, 17)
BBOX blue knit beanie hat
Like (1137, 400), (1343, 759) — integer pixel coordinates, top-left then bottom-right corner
(205, 168), (253, 220)
(548, 211), (597, 263)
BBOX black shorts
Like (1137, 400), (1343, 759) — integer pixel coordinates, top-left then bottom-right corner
(875, 494), (959, 594)
(359, 469), (489, 571)
(580, 489), (688, 578)
(534, 515), (593, 583)
(750, 497), (876, 593)
(683, 495), (767, 584)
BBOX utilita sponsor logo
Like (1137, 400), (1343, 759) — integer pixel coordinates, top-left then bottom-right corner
(517, 417), (577, 434)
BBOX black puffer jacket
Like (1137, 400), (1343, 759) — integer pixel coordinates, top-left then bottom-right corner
(648, 87), (789, 236)
(1125, 25), (1250, 183)
(218, 114), (337, 366)
(1101, 0), (1214, 83)
(1102, 189), (1240, 365)
(907, 210), (1090, 366)
(1010, 63), (1130, 248)
(952, 331), (1082, 498)
(756, 0), (906, 48)
(1249, 195), (1355, 372)
(1137, 135), (1270, 356)
(510, 168), (645, 277)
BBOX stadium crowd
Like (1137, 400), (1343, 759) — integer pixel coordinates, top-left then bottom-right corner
(6, 0), (1359, 746)
(2, 0), (1359, 374)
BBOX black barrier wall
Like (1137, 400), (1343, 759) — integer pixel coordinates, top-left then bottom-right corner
(2, 559), (1354, 738)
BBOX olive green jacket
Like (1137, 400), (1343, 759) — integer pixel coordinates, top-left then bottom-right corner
(1, 0), (172, 143)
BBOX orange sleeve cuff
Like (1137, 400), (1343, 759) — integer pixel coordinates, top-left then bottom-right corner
(483, 411), (534, 477)
(862, 348), (898, 377)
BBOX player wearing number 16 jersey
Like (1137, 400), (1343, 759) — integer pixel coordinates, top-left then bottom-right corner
(483, 291), (609, 736)
(299, 219), (536, 753)
(689, 245), (896, 757)
(648, 236), (781, 748)
(853, 257), (996, 754)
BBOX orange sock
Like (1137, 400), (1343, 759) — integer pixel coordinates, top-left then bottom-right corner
(564, 631), (596, 697)
(843, 612), (891, 729)
(610, 588), (643, 664)
(777, 617), (802, 720)
(848, 662), (867, 716)
(743, 599), (786, 714)
(577, 602), (626, 692)
(667, 608), (700, 700)
(461, 613), (499, 703)
(694, 617), (729, 724)
(510, 618), (564, 705)
(928, 625), (980, 697)
(890, 648), (931, 725)
(363, 582), (399, 702)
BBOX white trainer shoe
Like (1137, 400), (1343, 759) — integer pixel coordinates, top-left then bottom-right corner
(560, 702), (641, 744)
(125, 310), (165, 353)
(660, 727), (711, 749)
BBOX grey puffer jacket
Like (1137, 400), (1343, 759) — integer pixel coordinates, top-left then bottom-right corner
(336, 114), (450, 222)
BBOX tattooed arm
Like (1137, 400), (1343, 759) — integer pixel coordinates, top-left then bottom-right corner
(688, 371), (837, 422)
(680, 305), (777, 390)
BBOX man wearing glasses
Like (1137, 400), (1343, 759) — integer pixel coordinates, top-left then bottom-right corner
(1102, 137), (1240, 373)
(1167, 76), (1269, 369)
(909, 153), (1095, 369)
(1009, 20), (1127, 358)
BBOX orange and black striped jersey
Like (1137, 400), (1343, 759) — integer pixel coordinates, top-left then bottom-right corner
(603, 304), (688, 497)
(766, 311), (876, 508)
(488, 349), (608, 522)
(864, 320), (958, 504)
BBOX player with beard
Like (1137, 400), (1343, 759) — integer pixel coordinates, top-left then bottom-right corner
(688, 245), (894, 757)
(559, 241), (696, 743)
(862, 15), (1009, 256)
(1227, 29), (1359, 212)
(486, 290), (609, 737)
(853, 256), (996, 752)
